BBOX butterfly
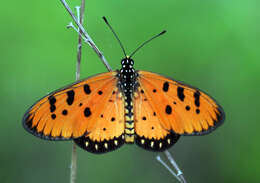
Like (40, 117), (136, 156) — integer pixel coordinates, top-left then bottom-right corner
(22, 18), (225, 154)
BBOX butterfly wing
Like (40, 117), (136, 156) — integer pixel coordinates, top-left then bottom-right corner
(74, 88), (125, 153)
(22, 72), (125, 149)
(133, 88), (180, 151)
(135, 71), (224, 139)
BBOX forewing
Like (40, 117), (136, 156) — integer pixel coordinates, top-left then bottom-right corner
(22, 72), (122, 140)
(137, 71), (225, 136)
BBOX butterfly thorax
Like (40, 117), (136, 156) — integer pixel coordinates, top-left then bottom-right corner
(117, 57), (138, 143)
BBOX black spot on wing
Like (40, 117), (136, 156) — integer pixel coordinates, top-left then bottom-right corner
(185, 105), (190, 111)
(194, 90), (200, 107)
(165, 105), (172, 114)
(48, 96), (56, 113)
(196, 109), (200, 114)
(84, 84), (91, 94)
(163, 82), (169, 92)
(51, 114), (56, 119)
(84, 107), (91, 117)
(62, 109), (68, 115)
(50, 105), (56, 113)
(48, 96), (56, 105)
(66, 90), (75, 105)
(177, 87), (185, 101)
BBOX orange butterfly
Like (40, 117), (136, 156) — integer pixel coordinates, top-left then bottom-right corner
(22, 19), (225, 154)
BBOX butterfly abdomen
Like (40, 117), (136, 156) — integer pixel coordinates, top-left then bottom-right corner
(124, 97), (135, 143)
(118, 57), (138, 143)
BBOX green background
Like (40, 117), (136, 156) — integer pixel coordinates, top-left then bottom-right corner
(1, 0), (259, 182)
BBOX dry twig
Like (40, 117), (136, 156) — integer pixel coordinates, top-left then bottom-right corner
(156, 150), (187, 183)
(60, 0), (112, 71)
(69, 1), (85, 183)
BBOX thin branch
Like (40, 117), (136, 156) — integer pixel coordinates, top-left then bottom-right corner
(70, 142), (77, 183)
(60, 0), (112, 71)
(70, 2), (85, 183)
(156, 155), (181, 182)
(75, 1), (85, 80)
(75, 6), (82, 80)
(164, 150), (187, 183)
(156, 150), (187, 183)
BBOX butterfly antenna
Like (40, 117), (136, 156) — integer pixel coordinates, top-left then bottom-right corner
(103, 16), (127, 57)
(129, 30), (166, 58)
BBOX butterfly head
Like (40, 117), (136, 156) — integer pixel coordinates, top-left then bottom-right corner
(121, 56), (134, 68)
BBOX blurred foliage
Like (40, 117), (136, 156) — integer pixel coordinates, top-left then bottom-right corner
(0, 0), (259, 182)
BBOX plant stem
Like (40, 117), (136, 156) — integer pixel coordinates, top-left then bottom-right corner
(156, 150), (187, 183)
(164, 150), (187, 183)
(70, 1), (86, 183)
(70, 142), (77, 183)
(60, 0), (112, 71)
(156, 155), (182, 182)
